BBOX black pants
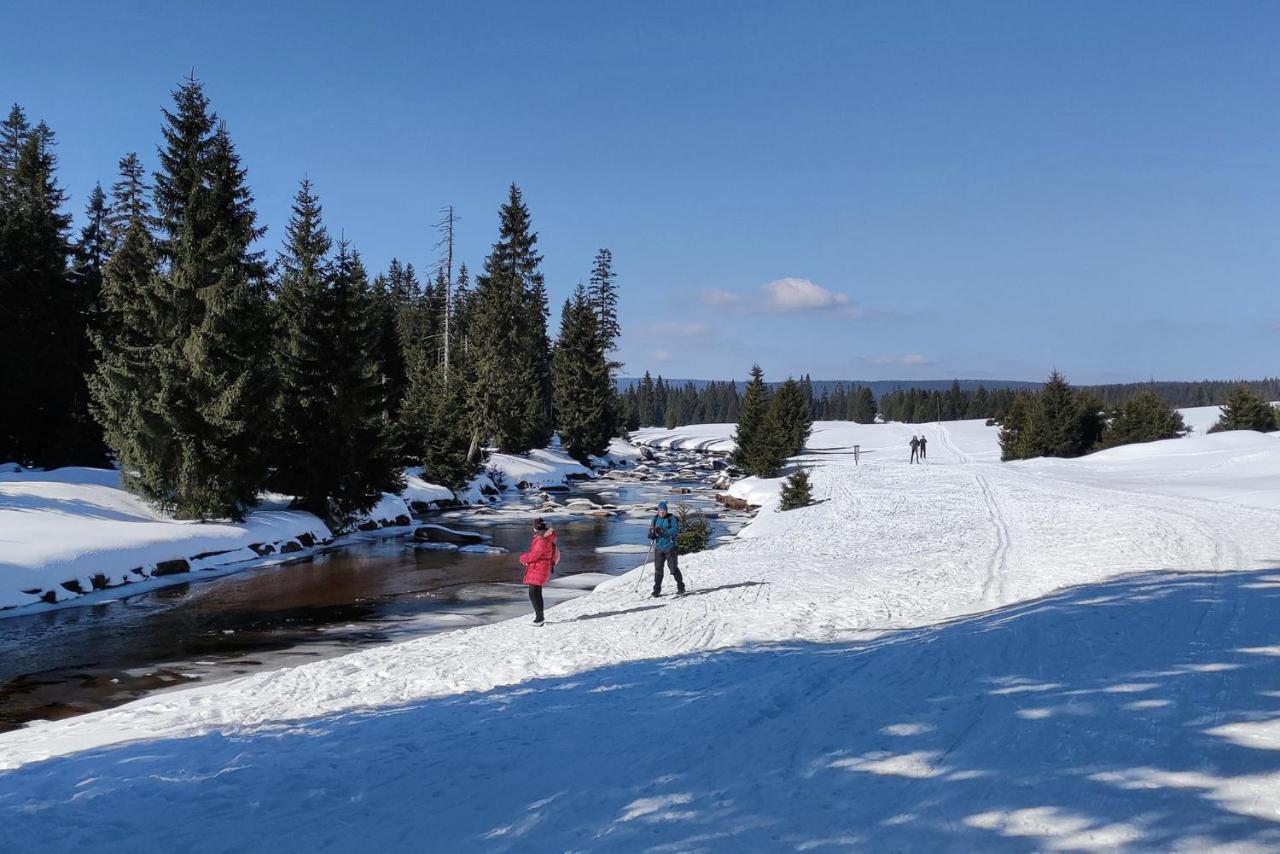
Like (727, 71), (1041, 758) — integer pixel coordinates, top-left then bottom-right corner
(528, 585), (544, 621)
(653, 548), (684, 594)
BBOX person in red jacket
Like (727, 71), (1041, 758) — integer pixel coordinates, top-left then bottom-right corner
(519, 517), (558, 626)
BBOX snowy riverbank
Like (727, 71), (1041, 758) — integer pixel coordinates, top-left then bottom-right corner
(0, 443), (637, 614)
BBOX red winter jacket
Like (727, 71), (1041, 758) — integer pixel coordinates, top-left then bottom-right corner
(520, 530), (558, 586)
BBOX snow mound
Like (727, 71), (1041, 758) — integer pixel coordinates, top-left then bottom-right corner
(399, 468), (455, 509)
(0, 468), (333, 611)
(727, 475), (784, 508)
(485, 447), (593, 490)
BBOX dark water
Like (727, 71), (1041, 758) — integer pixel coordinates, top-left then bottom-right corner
(0, 473), (744, 729)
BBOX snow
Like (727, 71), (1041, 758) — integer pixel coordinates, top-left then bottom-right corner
(486, 446), (593, 489)
(0, 467), (333, 611)
(7, 418), (1280, 849)
(399, 467), (455, 507)
(591, 437), (645, 468)
(727, 475), (784, 508)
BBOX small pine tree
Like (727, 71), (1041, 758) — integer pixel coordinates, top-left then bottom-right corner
(780, 468), (813, 510)
(674, 503), (710, 554)
(1099, 391), (1185, 448)
(422, 360), (485, 491)
(1212, 386), (1278, 433)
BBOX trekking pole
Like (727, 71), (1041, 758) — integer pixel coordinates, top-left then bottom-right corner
(635, 541), (655, 594)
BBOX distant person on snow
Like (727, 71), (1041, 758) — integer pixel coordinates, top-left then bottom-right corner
(519, 517), (559, 626)
(909, 435), (920, 464)
(649, 501), (685, 598)
(918, 435), (928, 461)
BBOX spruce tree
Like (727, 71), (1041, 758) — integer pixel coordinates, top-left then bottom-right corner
(853, 386), (877, 424)
(553, 285), (614, 463)
(272, 186), (402, 529)
(470, 184), (552, 452)
(106, 152), (155, 249)
(1213, 386), (1278, 432)
(1100, 391), (1185, 448)
(1035, 371), (1083, 457)
(0, 117), (95, 466)
(140, 78), (273, 518)
(733, 365), (787, 476)
(421, 359), (484, 490)
(587, 248), (620, 353)
(780, 467), (813, 510)
(770, 377), (813, 456)
(90, 162), (167, 495)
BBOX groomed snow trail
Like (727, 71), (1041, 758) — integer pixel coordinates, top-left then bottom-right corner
(4, 420), (1280, 851)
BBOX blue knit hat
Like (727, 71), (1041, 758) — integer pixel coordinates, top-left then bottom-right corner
(657, 501), (668, 511)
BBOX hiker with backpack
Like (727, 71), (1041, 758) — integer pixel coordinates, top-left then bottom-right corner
(519, 517), (559, 626)
(918, 434), (928, 461)
(649, 500), (686, 598)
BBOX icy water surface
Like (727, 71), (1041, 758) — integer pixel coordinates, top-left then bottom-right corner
(0, 470), (746, 730)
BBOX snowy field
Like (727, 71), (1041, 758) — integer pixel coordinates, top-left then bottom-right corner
(4, 417), (1280, 851)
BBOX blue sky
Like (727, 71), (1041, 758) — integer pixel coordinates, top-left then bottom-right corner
(5, 1), (1279, 383)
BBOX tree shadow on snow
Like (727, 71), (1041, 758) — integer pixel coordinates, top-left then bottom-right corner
(7, 569), (1280, 851)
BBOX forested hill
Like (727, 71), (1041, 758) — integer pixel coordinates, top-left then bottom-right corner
(618, 376), (1280, 407)
(616, 378), (1040, 395)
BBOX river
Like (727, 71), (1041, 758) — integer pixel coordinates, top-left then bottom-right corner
(0, 456), (748, 730)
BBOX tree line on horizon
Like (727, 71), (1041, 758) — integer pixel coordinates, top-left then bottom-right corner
(0, 79), (621, 528)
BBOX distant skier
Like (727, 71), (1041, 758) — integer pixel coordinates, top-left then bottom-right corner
(649, 501), (686, 598)
(909, 435), (920, 464)
(519, 517), (558, 626)
(918, 435), (928, 461)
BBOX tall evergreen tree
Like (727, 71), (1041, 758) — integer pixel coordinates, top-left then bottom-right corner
(90, 159), (166, 495)
(0, 116), (99, 465)
(733, 365), (787, 477)
(770, 377), (813, 456)
(587, 248), (620, 354)
(130, 78), (273, 518)
(271, 186), (402, 528)
(853, 386), (877, 424)
(470, 184), (552, 453)
(553, 284), (615, 463)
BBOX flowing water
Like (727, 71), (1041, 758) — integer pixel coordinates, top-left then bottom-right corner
(0, 463), (748, 730)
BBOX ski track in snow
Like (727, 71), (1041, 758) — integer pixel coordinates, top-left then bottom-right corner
(5, 419), (1280, 851)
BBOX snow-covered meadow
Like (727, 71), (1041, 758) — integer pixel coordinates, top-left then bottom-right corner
(3, 413), (1280, 849)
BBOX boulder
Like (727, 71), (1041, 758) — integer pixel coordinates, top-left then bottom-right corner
(153, 558), (191, 576)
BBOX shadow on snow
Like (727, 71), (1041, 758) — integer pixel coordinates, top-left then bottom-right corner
(6, 568), (1280, 851)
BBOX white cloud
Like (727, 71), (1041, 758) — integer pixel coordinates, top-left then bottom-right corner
(700, 288), (742, 307)
(763, 277), (850, 312)
(653, 349), (671, 362)
(699, 278), (866, 316)
(866, 354), (933, 367)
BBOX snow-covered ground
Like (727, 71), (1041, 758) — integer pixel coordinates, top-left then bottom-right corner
(5, 417), (1280, 851)
(0, 443), (611, 614)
